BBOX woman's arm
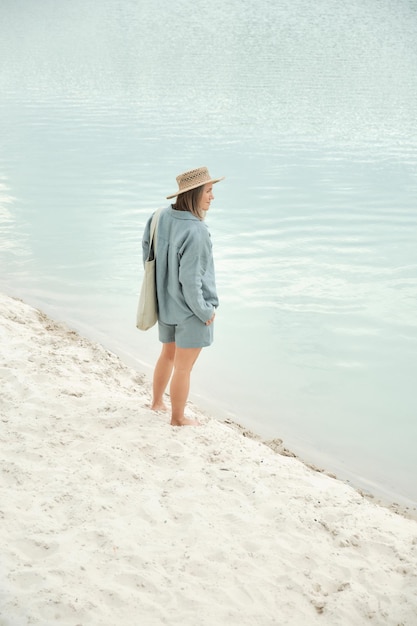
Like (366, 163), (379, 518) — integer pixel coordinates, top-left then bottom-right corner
(178, 227), (218, 323)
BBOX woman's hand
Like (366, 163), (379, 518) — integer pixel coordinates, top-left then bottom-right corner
(205, 312), (216, 326)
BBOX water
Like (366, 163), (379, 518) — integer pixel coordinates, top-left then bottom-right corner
(1, 0), (417, 506)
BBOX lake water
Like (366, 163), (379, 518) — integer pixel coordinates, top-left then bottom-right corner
(1, 0), (417, 507)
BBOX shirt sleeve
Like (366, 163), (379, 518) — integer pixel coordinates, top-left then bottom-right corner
(178, 226), (216, 324)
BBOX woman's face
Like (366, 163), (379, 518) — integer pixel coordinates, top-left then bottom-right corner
(199, 183), (214, 212)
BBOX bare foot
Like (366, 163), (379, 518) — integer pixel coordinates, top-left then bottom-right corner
(170, 417), (201, 426)
(150, 401), (168, 412)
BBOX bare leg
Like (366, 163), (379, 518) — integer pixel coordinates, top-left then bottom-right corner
(170, 347), (202, 426)
(151, 342), (176, 411)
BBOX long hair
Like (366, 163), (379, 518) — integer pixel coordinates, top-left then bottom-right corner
(173, 185), (205, 220)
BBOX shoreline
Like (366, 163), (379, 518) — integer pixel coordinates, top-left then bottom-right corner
(4, 286), (416, 514)
(2, 290), (416, 518)
(222, 417), (417, 522)
(1, 291), (417, 625)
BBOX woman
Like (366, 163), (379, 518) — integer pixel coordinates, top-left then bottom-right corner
(142, 166), (224, 426)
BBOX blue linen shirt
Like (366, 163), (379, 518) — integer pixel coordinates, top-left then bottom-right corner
(142, 206), (219, 325)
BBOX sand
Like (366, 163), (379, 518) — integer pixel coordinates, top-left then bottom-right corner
(0, 292), (416, 626)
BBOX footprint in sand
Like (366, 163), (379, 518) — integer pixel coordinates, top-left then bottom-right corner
(13, 538), (60, 560)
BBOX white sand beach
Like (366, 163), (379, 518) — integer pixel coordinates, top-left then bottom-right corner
(1, 292), (417, 626)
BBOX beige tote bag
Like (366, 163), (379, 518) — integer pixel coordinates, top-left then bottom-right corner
(136, 209), (162, 331)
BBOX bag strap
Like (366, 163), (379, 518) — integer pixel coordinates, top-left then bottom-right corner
(148, 208), (163, 261)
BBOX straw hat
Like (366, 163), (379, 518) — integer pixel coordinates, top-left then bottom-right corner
(166, 166), (225, 199)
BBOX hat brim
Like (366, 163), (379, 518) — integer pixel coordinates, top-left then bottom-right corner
(166, 176), (225, 200)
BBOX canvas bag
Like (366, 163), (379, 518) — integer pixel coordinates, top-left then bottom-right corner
(136, 209), (162, 331)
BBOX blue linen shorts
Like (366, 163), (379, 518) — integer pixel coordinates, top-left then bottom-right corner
(158, 315), (214, 348)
